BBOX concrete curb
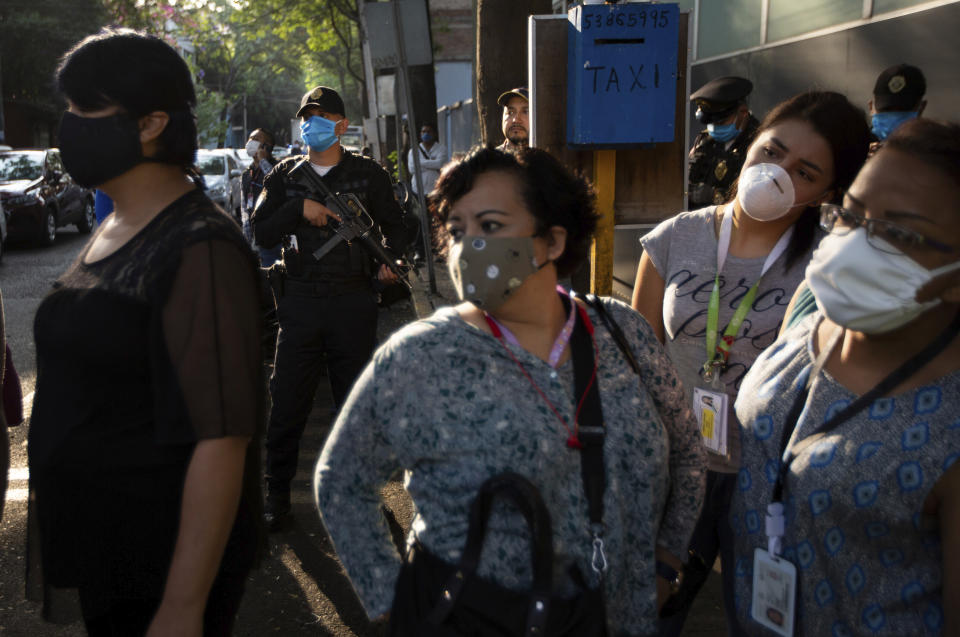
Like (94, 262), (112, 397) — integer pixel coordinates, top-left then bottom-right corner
(409, 259), (456, 319)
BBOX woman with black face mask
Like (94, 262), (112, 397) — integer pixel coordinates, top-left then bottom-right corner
(28, 28), (262, 636)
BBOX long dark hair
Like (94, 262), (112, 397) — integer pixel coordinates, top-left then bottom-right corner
(735, 91), (871, 270)
(56, 28), (198, 171)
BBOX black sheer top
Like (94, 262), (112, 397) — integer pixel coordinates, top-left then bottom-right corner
(29, 188), (262, 600)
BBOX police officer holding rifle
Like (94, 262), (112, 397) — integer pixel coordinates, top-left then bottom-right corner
(252, 86), (406, 530)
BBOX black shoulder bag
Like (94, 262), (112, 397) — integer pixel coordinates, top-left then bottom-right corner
(388, 298), (609, 637)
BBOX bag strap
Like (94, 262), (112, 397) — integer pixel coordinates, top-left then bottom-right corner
(562, 294), (610, 578)
(772, 310), (960, 503)
(579, 294), (641, 376)
(428, 472), (555, 633)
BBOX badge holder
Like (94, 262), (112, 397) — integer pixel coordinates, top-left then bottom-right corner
(694, 360), (730, 458)
(751, 502), (796, 636)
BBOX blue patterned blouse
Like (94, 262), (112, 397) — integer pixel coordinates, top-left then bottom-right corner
(315, 298), (706, 636)
(730, 313), (960, 635)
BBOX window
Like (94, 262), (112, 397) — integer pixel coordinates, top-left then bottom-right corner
(0, 152), (43, 181)
(697, 0), (762, 59)
(197, 154), (226, 177)
(873, 0), (928, 13)
(767, 0), (862, 41)
(47, 151), (65, 173)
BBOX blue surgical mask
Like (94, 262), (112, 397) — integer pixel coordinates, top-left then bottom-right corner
(707, 121), (739, 143)
(421, 132), (434, 143)
(300, 115), (339, 152)
(871, 111), (917, 141)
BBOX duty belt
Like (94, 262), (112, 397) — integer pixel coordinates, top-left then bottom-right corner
(284, 277), (368, 298)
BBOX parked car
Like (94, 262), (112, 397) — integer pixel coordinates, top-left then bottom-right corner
(197, 149), (242, 220)
(0, 199), (7, 263)
(0, 149), (95, 246)
(225, 147), (251, 168)
(272, 146), (293, 162)
(341, 125), (363, 154)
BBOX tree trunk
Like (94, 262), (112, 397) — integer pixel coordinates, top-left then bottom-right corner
(475, 0), (551, 146)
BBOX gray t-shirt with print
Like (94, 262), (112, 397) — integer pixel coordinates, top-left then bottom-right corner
(640, 206), (813, 472)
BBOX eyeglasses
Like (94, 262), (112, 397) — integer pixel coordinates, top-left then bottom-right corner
(819, 203), (958, 256)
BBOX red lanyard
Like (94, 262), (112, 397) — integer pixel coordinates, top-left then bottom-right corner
(483, 302), (599, 449)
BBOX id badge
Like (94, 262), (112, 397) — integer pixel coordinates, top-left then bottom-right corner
(751, 548), (796, 637)
(693, 387), (728, 456)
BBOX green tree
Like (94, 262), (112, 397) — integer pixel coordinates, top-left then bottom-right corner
(0, 0), (108, 143)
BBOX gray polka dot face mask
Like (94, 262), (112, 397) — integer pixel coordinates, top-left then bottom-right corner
(447, 236), (544, 309)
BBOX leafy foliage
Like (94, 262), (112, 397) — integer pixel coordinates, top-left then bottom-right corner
(2, 0), (366, 148)
(0, 0), (108, 110)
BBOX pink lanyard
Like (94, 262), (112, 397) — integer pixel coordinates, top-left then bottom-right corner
(485, 286), (577, 369)
(483, 293), (599, 449)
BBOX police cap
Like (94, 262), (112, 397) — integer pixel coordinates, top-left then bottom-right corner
(296, 86), (346, 119)
(872, 64), (926, 112)
(690, 76), (753, 124)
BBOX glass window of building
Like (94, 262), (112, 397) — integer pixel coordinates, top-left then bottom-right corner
(767, 0), (862, 42)
(697, 0), (762, 59)
(873, 0), (928, 13)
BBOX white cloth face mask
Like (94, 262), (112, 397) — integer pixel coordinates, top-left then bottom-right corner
(245, 140), (261, 156)
(737, 163), (797, 221)
(806, 227), (960, 334)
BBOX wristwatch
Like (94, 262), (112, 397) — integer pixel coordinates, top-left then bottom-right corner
(656, 560), (684, 595)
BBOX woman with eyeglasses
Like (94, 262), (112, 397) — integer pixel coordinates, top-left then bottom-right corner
(631, 91), (871, 634)
(729, 118), (960, 635)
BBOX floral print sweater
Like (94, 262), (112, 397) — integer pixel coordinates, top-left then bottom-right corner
(315, 298), (705, 636)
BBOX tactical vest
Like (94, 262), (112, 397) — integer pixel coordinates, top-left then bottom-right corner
(280, 159), (377, 290)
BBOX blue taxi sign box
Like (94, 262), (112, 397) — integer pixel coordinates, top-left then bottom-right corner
(566, 2), (679, 148)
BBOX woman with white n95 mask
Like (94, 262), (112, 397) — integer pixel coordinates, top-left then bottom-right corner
(632, 91), (872, 636)
(729, 118), (960, 636)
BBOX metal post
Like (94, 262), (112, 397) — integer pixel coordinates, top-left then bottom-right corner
(394, 0), (438, 293)
(242, 93), (248, 141)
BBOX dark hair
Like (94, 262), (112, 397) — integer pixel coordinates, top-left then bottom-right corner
(252, 128), (275, 152)
(883, 118), (960, 187)
(734, 91), (871, 270)
(431, 147), (598, 277)
(56, 28), (198, 169)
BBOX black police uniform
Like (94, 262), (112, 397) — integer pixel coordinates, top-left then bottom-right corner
(687, 114), (759, 208)
(252, 148), (404, 511)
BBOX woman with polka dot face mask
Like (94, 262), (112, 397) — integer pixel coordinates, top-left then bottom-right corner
(314, 147), (706, 636)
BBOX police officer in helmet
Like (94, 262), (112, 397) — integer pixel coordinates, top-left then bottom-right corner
(687, 76), (759, 209)
(252, 86), (403, 530)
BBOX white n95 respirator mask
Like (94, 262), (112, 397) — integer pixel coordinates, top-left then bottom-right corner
(737, 163), (796, 221)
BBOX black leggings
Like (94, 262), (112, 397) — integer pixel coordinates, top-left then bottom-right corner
(80, 571), (246, 637)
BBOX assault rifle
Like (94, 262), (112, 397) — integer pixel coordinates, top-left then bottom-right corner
(290, 158), (413, 288)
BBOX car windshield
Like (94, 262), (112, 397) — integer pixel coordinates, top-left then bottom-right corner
(197, 154), (225, 176)
(0, 152), (43, 182)
(341, 132), (362, 149)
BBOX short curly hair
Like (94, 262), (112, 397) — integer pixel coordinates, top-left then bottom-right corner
(430, 147), (598, 277)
